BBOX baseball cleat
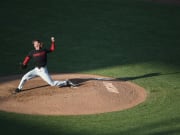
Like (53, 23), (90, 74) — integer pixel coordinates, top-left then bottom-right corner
(66, 80), (78, 87)
(13, 88), (21, 94)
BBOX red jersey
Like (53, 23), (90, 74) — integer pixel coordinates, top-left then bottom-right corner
(23, 42), (55, 68)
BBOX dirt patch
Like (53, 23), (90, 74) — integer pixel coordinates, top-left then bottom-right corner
(0, 74), (147, 115)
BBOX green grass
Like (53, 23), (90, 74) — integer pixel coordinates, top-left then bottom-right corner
(0, 0), (180, 134)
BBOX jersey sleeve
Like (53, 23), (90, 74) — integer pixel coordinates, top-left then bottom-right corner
(46, 41), (55, 53)
(22, 51), (32, 65)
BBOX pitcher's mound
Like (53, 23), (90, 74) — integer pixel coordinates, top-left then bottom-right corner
(0, 74), (147, 115)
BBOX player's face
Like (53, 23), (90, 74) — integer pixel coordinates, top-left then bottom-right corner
(33, 41), (41, 50)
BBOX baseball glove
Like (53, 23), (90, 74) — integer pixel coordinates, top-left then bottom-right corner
(20, 63), (27, 69)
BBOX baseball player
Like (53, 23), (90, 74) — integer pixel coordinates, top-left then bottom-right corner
(14, 37), (76, 93)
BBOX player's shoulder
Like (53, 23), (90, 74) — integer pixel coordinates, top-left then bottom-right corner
(29, 49), (36, 54)
(28, 49), (39, 56)
(42, 48), (48, 51)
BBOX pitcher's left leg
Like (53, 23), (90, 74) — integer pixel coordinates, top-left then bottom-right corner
(18, 68), (37, 90)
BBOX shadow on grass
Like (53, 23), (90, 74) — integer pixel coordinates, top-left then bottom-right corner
(0, 114), (61, 135)
(70, 72), (180, 84)
(0, 112), (179, 135)
(0, 0), (180, 76)
(117, 72), (180, 81)
(118, 72), (162, 81)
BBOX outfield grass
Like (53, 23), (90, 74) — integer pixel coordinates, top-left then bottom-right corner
(0, 0), (180, 134)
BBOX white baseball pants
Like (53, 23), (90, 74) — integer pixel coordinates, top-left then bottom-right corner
(18, 66), (67, 90)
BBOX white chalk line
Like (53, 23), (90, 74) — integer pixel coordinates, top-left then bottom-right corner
(103, 82), (119, 94)
(95, 78), (114, 81)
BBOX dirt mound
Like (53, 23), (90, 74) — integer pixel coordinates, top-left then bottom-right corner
(0, 74), (147, 115)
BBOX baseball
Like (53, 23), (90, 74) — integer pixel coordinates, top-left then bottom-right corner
(51, 37), (55, 42)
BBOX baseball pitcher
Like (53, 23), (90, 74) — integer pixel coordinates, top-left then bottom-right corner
(14, 37), (76, 93)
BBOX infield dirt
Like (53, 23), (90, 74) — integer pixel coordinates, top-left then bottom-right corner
(0, 74), (147, 115)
